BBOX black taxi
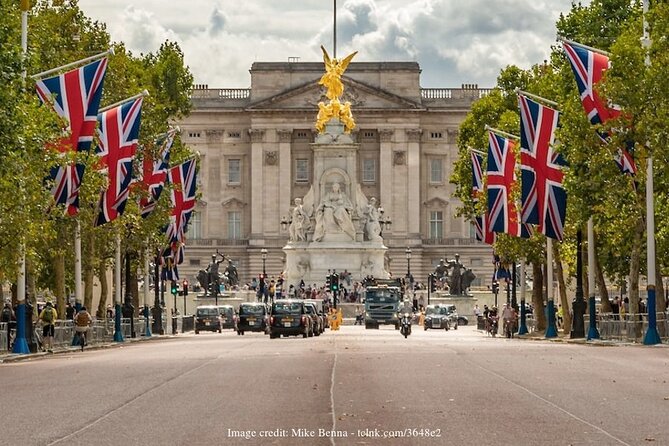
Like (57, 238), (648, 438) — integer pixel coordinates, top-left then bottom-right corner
(269, 300), (312, 339)
(237, 302), (269, 335)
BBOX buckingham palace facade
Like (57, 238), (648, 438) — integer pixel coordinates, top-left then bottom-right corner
(177, 61), (495, 288)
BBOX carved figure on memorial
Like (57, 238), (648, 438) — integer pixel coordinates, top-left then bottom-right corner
(357, 193), (382, 242)
(316, 46), (358, 134)
(313, 182), (356, 241)
(289, 197), (309, 242)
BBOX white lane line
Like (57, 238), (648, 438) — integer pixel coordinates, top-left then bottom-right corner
(466, 357), (632, 446)
(329, 335), (338, 446)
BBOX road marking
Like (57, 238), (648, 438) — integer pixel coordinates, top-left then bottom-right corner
(464, 356), (632, 446)
(46, 340), (256, 446)
(329, 335), (338, 446)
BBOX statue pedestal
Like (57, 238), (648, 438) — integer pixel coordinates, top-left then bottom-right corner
(283, 241), (388, 289)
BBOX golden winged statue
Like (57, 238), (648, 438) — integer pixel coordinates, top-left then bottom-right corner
(316, 46), (358, 134)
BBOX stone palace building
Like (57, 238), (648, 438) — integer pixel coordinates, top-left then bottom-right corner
(177, 60), (495, 289)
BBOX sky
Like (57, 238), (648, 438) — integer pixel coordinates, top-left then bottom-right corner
(77, 0), (584, 89)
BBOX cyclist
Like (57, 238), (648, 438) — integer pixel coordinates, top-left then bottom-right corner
(74, 306), (92, 351)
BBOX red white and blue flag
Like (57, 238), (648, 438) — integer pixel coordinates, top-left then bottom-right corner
(166, 159), (198, 243)
(563, 41), (636, 175)
(138, 129), (175, 219)
(486, 132), (531, 239)
(519, 95), (567, 241)
(471, 151), (495, 244)
(94, 97), (143, 226)
(36, 57), (108, 215)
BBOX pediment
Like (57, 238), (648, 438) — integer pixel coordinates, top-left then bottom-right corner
(221, 197), (246, 207)
(424, 197), (448, 207)
(246, 76), (423, 111)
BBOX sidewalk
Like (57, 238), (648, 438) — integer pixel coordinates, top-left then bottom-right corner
(0, 334), (172, 364)
(514, 330), (669, 347)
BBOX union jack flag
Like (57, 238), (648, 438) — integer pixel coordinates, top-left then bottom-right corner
(166, 159), (198, 243)
(36, 57), (108, 215)
(94, 97), (143, 226)
(471, 151), (495, 244)
(160, 242), (184, 280)
(563, 41), (637, 175)
(486, 132), (531, 238)
(519, 95), (567, 241)
(139, 129), (175, 218)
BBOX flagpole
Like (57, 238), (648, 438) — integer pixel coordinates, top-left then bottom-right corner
(586, 218), (600, 340)
(545, 238), (558, 338)
(99, 90), (149, 113)
(144, 247), (152, 337)
(31, 48), (114, 80)
(484, 125), (520, 140)
(642, 0), (661, 345)
(557, 37), (611, 57)
(518, 259), (528, 335)
(515, 88), (559, 108)
(12, 0), (32, 354)
(468, 147), (486, 156)
(113, 233), (124, 342)
(333, 0), (337, 58)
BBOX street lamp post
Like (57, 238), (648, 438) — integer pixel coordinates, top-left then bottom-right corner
(405, 246), (412, 281)
(261, 248), (267, 276)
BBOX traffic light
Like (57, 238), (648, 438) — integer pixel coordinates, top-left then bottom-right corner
(492, 281), (499, 295)
(182, 279), (189, 296)
(171, 280), (178, 296)
(331, 274), (339, 291)
(326, 274), (331, 290)
(429, 274), (436, 293)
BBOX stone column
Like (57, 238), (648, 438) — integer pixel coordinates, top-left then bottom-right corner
(277, 129), (293, 226)
(406, 128), (422, 237)
(249, 128), (265, 238)
(379, 129), (394, 218)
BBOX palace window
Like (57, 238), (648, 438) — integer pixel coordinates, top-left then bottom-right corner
(228, 159), (241, 185)
(228, 131), (241, 138)
(186, 212), (202, 239)
(362, 159), (376, 183)
(430, 158), (443, 184)
(295, 159), (309, 183)
(430, 132), (443, 139)
(429, 211), (443, 239)
(228, 211), (241, 239)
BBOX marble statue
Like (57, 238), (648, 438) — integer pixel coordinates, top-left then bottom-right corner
(289, 197), (309, 242)
(361, 197), (382, 242)
(313, 182), (356, 241)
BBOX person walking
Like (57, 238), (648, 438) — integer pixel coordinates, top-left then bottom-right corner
(38, 301), (58, 352)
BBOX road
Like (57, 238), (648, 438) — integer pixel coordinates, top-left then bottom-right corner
(1, 325), (667, 446)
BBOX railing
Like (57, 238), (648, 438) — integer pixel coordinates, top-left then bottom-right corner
(586, 312), (669, 342)
(1, 317), (170, 353)
(187, 238), (250, 247)
(190, 88), (251, 100)
(420, 87), (494, 100)
(422, 237), (479, 246)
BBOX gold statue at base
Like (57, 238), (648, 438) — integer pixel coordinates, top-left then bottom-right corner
(316, 45), (357, 134)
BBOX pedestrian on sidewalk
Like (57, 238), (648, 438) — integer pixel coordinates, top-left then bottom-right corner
(38, 301), (58, 352)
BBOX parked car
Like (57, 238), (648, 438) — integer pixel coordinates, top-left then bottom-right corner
(237, 302), (269, 335)
(423, 305), (450, 331)
(195, 305), (221, 334)
(269, 300), (312, 339)
(217, 305), (237, 331)
(303, 302), (322, 336)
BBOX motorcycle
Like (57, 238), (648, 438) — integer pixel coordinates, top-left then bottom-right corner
(400, 313), (412, 338)
(504, 318), (516, 338)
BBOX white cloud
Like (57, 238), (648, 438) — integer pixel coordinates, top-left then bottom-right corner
(78, 0), (585, 88)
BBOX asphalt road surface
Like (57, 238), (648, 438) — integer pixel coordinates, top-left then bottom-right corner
(1, 325), (668, 446)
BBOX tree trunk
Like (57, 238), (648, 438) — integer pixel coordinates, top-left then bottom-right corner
(532, 261), (546, 331)
(130, 252), (140, 315)
(552, 242), (572, 335)
(54, 251), (66, 317)
(84, 233), (95, 311)
(582, 239), (589, 300)
(96, 264), (109, 319)
(655, 262), (665, 316)
(593, 232), (612, 312)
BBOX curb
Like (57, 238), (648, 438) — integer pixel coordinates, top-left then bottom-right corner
(0, 334), (174, 364)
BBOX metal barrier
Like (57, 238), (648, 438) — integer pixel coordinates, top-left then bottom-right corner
(594, 313), (669, 342)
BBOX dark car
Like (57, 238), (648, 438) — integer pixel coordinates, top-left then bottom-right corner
(304, 299), (328, 330)
(237, 302), (269, 335)
(269, 300), (312, 339)
(444, 304), (459, 330)
(423, 305), (450, 331)
(303, 302), (322, 336)
(217, 305), (237, 331)
(195, 306), (221, 334)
